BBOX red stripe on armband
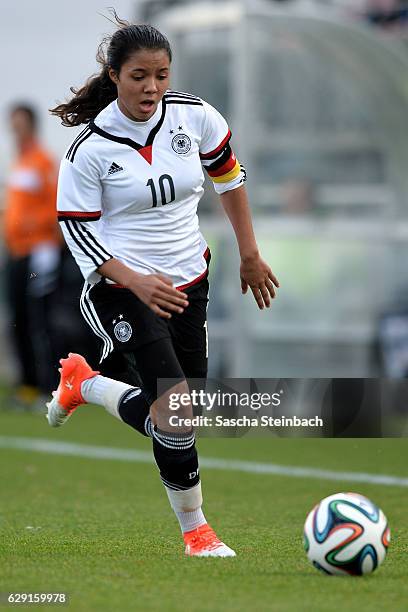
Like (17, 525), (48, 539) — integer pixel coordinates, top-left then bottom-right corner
(199, 130), (232, 160)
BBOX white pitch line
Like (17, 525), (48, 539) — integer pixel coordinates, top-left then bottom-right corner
(0, 436), (408, 488)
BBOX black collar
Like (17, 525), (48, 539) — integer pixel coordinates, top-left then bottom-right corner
(89, 99), (167, 163)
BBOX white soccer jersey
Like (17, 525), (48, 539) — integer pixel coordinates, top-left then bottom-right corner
(57, 90), (246, 287)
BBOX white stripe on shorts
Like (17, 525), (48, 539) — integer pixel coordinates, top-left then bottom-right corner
(80, 282), (114, 363)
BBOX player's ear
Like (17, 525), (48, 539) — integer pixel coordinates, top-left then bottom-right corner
(108, 68), (119, 85)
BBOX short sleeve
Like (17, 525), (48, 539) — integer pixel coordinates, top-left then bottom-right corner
(199, 101), (231, 159)
(199, 101), (246, 195)
(57, 156), (102, 222)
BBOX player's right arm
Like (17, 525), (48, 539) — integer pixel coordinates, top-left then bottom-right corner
(57, 151), (187, 318)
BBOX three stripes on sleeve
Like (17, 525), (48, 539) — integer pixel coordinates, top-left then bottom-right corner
(59, 216), (112, 269)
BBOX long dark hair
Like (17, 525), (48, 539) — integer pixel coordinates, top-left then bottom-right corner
(50, 12), (172, 127)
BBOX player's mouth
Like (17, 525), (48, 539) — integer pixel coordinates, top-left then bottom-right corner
(139, 99), (156, 114)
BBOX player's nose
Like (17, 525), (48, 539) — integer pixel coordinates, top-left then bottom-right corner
(144, 78), (159, 94)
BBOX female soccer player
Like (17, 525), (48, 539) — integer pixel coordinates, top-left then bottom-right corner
(48, 16), (279, 557)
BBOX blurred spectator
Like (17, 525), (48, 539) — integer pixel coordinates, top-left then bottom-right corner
(364, 0), (408, 28)
(2, 103), (62, 405)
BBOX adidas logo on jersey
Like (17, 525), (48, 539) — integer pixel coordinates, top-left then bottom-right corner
(107, 162), (124, 175)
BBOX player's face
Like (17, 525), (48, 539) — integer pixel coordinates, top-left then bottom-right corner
(110, 48), (170, 121)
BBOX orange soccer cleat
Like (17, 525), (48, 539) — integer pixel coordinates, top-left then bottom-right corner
(46, 353), (99, 427)
(183, 523), (236, 558)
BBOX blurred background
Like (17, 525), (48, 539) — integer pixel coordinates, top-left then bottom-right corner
(2, 0), (408, 410)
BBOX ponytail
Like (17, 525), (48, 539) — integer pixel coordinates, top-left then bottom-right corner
(50, 64), (117, 127)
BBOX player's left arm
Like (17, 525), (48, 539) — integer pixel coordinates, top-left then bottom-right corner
(199, 100), (279, 308)
(219, 184), (279, 309)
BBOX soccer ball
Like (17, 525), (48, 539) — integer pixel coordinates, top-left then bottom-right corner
(303, 492), (390, 576)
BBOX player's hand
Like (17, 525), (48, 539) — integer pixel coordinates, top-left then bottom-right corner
(240, 254), (279, 309)
(129, 273), (189, 319)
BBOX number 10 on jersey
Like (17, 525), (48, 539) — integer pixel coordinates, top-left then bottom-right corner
(146, 174), (175, 207)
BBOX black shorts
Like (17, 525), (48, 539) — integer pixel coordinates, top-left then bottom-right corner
(81, 276), (209, 382)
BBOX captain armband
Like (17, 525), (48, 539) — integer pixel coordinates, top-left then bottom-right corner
(201, 142), (247, 194)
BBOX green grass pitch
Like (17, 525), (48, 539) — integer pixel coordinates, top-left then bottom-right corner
(0, 404), (407, 612)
